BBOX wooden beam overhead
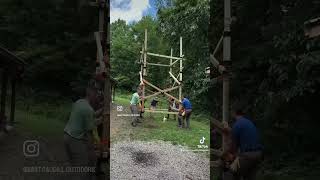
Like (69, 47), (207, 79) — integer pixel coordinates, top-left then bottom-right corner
(140, 51), (184, 60)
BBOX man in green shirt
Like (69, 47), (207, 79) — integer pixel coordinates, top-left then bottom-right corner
(130, 88), (142, 126)
(64, 86), (98, 179)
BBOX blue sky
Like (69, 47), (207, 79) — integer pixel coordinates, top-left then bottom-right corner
(110, 0), (157, 23)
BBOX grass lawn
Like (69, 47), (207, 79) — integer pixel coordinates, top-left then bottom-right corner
(114, 90), (211, 151)
(13, 98), (71, 137)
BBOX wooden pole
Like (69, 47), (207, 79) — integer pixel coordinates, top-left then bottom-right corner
(90, 2), (109, 176)
(214, 35), (223, 56)
(147, 62), (170, 67)
(169, 48), (173, 88)
(143, 29), (147, 76)
(210, 54), (226, 73)
(143, 79), (180, 103)
(144, 86), (179, 99)
(144, 109), (178, 115)
(171, 73), (179, 88)
(171, 59), (179, 66)
(222, 0), (231, 151)
(140, 51), (183, 60)
(179, 37), (183, 101)
(104, 0), (110, 152)
(0, 70), (8, 129)
(95, 32), (106, 72)
(9, 77), (16, 125)
(169, 72), (181, 85)
(140, 45), (144, 74)
(170, 48), (173, 73)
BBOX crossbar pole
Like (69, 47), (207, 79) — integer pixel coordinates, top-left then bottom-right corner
(143, 79), (180, 103)
(144, 109), (178, 115)
(140, 51), (183, 60)
(169, 72), (181, 85)
(144, 86), (180, 99)
(147, 62), (170, 67)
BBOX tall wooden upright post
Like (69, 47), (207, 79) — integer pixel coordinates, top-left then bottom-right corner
(91, 0), (110, 177)
(141, 29), (148, 111)
(143, 29), (148, 77)
(10, 77), (16, 125)
(170, 48), (173, 88)
(103, 0), (110, 155)
(169, 48), (173, 75)
(222, 0), (231, 151)
(0, 70), (8, 129)
(179, 37), (183, 100)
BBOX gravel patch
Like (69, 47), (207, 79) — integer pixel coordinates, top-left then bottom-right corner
(111, 141), (209, 180)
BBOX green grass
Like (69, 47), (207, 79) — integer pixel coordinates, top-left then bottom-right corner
(12, 90), (210, 150)
(135, 114), (210, 149)
(114, 91), (131, 106)
(114, 90), (210, 150)
(13, 99), (71, 137)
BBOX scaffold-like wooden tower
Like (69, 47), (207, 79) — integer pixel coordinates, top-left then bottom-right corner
(139, 29), (184, 115)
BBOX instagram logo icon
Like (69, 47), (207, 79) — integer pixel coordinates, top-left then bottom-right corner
(23, 140), (40, 157)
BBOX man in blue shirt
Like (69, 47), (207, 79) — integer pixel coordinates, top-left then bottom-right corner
(224, 108), (263, 180)
(178, 95), (192, 128)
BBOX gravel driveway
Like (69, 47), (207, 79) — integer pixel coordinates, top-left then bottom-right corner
(111, 140), (210, 180)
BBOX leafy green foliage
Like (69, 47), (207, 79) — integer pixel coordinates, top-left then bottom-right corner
(0, 0), (98, 95)
(157, 0), (211, 111)
(210, 0), (320, 175)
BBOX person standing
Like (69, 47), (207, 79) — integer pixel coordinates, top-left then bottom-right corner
(177, 95), (192, 128)
(167, 98), (177, 120)
(64, 86), (98, 180)
(150, 97), (159, 110)
(130, 88), (142, 126)
(223, 108), (263, 180)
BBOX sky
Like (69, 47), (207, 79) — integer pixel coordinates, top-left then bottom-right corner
(110, 0), (157, 24)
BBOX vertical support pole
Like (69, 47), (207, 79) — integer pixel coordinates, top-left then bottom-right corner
(97, 0), (105, 74)
(169, 48), (173, 89)
(140, 45), (144, 75)
(104, 0), (110, 154)
(141, 29), (148, 112)
(10, 77), (16, 125)
(0, 70), (8, 129)
(179, 37), (183, 101)
(222, 0), (231, 151)
(143, 29), (148, 76)
(169, 48), (173, 74)
(93, 1), (110, 177)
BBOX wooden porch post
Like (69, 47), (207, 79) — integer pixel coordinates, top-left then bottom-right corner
(222, 0), (232, 151)
(10, 77), (16, 125)
(0, 69), (9, 129)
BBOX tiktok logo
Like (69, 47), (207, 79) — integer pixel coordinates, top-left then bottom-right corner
(200, 137), (205, 144)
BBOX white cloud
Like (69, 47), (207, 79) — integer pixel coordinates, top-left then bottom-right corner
(111, 0), (150, 23)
